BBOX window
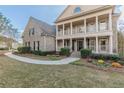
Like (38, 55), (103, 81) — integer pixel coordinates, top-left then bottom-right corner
(37, 41), (40, 51)
(29, 28), (35, 36)
(101, 41), (106, 51)
(99, 39), (109, 52)
(29, 30), (31, 36)
(74, 7), (81, 13)
(28, 42), (30, 47)
(32, 28), (35, 35)
(89, 40), (95, 51)
(33, 41), (35, 51)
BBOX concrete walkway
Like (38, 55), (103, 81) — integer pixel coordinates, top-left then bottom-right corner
(4, 52), (80, 65)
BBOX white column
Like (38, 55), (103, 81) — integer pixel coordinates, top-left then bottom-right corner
(70, 38), (72, 52)
(96, 36), (98, 53)
(84, 19), (86, 34)
(56, 39), (58, 51)
(63, 24), (64, 36)
(109, 35), (113, 54)
(96, 16), (98, 32)
(56, 25), (58, 36)
(70, 22), (72, 35)
(62, 39), (64, 48)
(84, 37), (86, 49)
(109, 13), (112, 31)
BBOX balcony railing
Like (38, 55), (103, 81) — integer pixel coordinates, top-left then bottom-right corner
(64, 30), (71, 35)
(57, 24), (108, 36)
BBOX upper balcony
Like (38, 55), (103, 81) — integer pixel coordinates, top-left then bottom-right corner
(56, 13), (112, 39)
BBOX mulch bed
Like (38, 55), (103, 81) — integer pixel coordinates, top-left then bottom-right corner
(0, 50), (8, 56)
(80, 59), (124, 74)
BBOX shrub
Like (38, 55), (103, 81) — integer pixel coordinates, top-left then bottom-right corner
(110, 55), (120, 61)
(17, 47), (31, 53)
(118, 61), (124, 65)
(60, 48), (70, 56)
(80, 49), (92, 58)
(0, 48), (9, 50)
(32, 50), (42, 55)
(98, 60), (104, 64)
(90, 53), (120, 61)
(112, 62), (122, 68)
(32, 51), (47, 56)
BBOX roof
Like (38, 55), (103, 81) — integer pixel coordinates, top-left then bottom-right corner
(55, 5), (115, 23)
(29, 16), (55, 37)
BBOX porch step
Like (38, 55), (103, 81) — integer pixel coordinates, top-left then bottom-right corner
(70, 51), (81, 58)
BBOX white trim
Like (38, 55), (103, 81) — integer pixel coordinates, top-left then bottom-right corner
(109, 12), (112, 31)
(96, 16), (98, 32)
(56, 25), (58, 36)
(84, 19), (86, 34)
(70, 22), (73, 35)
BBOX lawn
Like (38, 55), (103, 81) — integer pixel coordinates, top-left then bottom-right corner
(14, 53), (66, 61)
(1, 55), (124, 87)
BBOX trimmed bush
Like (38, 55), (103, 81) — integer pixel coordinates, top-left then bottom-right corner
(60, 48), (70, 56)
(17, 47), (31, 53)
(80, 49), (92, 58)
(32, 51), (47, 56)
(90, 53), (120, 61)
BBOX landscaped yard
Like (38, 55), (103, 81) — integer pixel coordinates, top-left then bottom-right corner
(1, 55), (124, 87)
(14, 53), (66, 60)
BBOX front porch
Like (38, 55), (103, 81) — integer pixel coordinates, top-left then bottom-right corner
(56, 36), (113, 54)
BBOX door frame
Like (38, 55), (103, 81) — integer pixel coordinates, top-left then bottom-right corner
(77, 40), (84, 51)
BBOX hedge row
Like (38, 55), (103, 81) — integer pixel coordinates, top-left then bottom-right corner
(0, 48), (9, 50)
(17, 47), (31, 53)
(32, 51), (55, 56)
(80, 48), (120, 61)
(90, 53), (120, 61)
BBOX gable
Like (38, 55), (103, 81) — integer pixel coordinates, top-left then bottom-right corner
(56, 5), (112, 22)
(23, 17), (41, 37)
(23, 17), (55, 37)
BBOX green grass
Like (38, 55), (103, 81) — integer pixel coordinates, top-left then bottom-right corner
(1, 56), (124, 87)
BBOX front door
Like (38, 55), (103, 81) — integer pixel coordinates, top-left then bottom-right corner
(99, 39), (108, 53)
(77, 40), (83, 51)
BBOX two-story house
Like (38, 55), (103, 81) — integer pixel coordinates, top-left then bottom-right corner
(55, 5), (120, 54)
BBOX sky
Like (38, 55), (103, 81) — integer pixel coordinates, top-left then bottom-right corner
(0, 5), (66, 33)
(0, 5), (123, 34)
